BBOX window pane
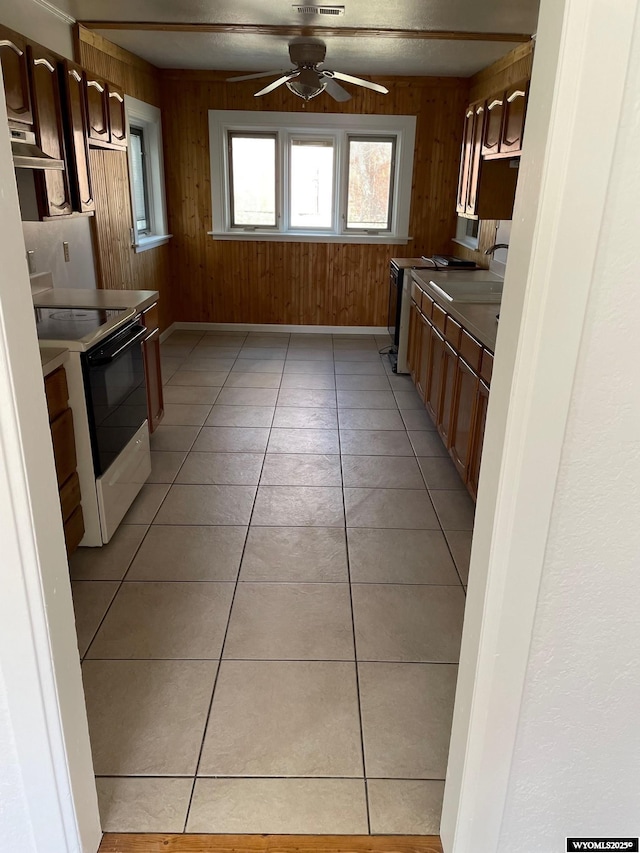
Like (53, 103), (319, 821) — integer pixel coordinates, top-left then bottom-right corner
(229, 134), (276, 227)
(290, 138), (334, 229)
(346, 137), (395, 230)
(130, 127), (149, 233)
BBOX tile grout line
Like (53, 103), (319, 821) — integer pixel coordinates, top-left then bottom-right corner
(181, 331), (286, 832)
(334, 334), (372, 836)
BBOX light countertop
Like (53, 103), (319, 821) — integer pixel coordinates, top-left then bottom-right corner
(33, 288), (159, 314)
(412, 269), (502, 352)
(40, 346), (69, 377)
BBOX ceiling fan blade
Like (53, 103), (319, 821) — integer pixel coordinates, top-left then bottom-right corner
(324, 78), (351, 102)
(227, 70), (288, 82)
(254, 72), (299, 97)
(322, 70), (389, 95)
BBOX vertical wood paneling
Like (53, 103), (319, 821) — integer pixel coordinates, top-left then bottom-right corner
(162, 71), (470, 326)
(78, 28), (171, 329)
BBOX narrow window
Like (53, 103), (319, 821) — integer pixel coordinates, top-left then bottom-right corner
(345, 136), (396, 231)
(130, 126), (151, 235)
(228, 132), (277, 228)
(289, 137), (335, 229)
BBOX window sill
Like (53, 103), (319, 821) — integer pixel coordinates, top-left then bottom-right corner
(452, 237), (480, 251)
(208, 231), (411, 245)
(133, 234), (172, 253)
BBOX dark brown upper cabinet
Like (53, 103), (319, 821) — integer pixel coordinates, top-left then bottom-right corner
(482, 94), (504, 157)
(501, 81), (529, 155)
(85, 74), (110, 144)
(60, 60), (94, 213)
(107, 84), (127, 147)
(456, 106), (475, 215)
(27, 45), (72, 218)
(0, 28), (33, 126)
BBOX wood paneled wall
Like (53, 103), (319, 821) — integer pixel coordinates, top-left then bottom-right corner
(161, 71), (470, 326)
(76, 27), (172, 330)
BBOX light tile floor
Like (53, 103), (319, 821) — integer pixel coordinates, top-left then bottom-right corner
(70, 329), (474, 836)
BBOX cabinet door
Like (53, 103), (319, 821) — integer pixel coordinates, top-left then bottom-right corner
(482, 94), (504, 157)
(142, 328), (164, 433)
(0, 29), (32, 125)
(28, 46), (72, 217)
(468, 380), (490, 500)
(108, 85), (127, 147)
(407, 300), (420, 378)
(501, 82), (529, 155)
(85, 75), (109, 143)
(456, 106), (475, 214)
(416, 311), (432, 400)
(466, 103), (485, 215)
(437, 342), (457, 447)
(450, 357), (480, 479)
(61, 61), (94, 213)
(425, 326), (445, 423)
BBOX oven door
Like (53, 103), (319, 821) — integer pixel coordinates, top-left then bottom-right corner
(83, 321), (149, 476)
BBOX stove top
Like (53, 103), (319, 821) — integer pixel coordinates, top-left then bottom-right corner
(35, 306), (135, 351)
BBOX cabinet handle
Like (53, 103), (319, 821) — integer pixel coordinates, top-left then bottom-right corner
(34, 58), (55, 73)
(69, 69), (82, 83)
(0, 39), (22, 55)
(87, 80), (105, 93)
(487, 98), (503, 110)
(109, 91), (124, 103)
(507, 89), (526, 102)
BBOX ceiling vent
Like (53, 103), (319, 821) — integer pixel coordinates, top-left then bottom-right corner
(293, 5), (345, 16)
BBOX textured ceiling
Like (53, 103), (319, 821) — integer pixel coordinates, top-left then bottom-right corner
(62, 0), (540, 76)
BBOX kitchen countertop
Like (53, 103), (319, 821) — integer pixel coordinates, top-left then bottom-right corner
(33, 288), (159, 314)
(40, 346), (69, 377)
(412, 269), (502, 352)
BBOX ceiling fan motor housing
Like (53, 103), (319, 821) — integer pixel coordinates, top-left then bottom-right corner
(289, 41), (327, 66)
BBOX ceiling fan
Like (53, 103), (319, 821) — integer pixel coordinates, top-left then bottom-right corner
(227, 40), (389, 102)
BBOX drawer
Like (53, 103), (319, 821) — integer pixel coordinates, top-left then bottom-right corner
(422, 292), (434, 320)
(459, 330), (483, 372)
(45, 366), (69, 422)
(432, 302), (447, 334)
(59, 471), (81, 522)
(141, 302), (159, 333)
(64, 505), (84, 556)
(445, 316), (462, 349)
(50, 408), (77, 487)
(480, 349), (494, 384)
(410, 280), (423, 312)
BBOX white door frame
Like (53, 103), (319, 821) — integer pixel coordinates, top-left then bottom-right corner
(0, 82), (101, 852)
(1, 0), (638, 848)
(441, 0), (640, 849)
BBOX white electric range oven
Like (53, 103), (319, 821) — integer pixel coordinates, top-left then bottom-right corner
(35, 305), (152, 545)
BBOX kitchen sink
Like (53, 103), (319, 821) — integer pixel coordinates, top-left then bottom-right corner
(428, 279), (503, 303)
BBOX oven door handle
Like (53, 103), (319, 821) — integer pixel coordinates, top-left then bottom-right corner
(87, 324), (148, 366)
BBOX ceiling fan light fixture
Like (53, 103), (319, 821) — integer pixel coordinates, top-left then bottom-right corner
(286, 69), (327, 100)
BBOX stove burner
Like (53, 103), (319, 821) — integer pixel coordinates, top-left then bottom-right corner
(48, 309), (98, 322)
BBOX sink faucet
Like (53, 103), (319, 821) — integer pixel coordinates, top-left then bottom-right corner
(485, 243), (509, 255)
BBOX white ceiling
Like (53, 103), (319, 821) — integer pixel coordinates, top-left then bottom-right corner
(59, 0), (540, 76)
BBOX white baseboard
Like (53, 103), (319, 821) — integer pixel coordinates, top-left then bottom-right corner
(159, 323), (176, 343)
(167, 322), (391, 336)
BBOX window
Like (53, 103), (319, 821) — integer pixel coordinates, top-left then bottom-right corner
(130, 127), (151, 235)
(125, 96), (171, 253)
(454, 215), (480, 250)
(209, 110), (416, 244)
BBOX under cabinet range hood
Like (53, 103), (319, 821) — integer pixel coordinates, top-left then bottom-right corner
(10, 127), (64, 171)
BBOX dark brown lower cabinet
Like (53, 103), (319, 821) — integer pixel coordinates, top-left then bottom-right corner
(140, 303), (164, 433)
(468, 380), (490, 500)
(425, 326), (445, 422)
(416, 311), (432, 400)
(437, 342), (458, 448)
(450, 357), (481, 478)
(406, 275), (494, 500)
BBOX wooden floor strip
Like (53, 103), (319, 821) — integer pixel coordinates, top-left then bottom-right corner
(98, 834), (443, 853)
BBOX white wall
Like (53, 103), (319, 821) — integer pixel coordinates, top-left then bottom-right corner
(23, 218), (98, 289)
(0, 0), (75, 60)
(498, 13), (640, 847)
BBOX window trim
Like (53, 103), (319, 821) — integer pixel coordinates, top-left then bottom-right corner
(208, 110), (416, 244)
(344, 134), (397, 234)
(129, 126), (151, 236)
(125, 96), (172, 253)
